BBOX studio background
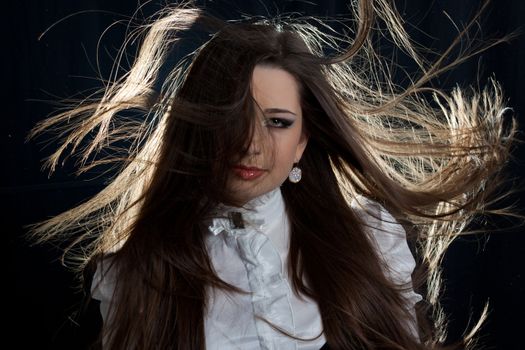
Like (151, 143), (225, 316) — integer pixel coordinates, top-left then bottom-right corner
(5, 0), (524, 349)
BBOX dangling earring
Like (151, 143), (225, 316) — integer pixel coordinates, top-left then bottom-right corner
(288, 163), (302, 183)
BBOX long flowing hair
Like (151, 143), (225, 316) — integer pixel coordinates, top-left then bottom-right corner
(26, 0), (516, 349)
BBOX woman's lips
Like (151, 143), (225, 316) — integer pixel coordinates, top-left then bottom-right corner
(233, 165), (265, 180)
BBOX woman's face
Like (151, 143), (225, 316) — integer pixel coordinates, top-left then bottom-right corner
(228, 65), (308, 205)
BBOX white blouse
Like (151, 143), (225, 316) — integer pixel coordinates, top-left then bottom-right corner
(92, 187), (422, 349)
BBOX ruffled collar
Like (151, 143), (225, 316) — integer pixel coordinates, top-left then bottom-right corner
(208, 188), (283, 236)
(204, 187), (298, 348)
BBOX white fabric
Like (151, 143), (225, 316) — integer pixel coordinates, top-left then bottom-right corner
(351, 195), (423, 339)
(91, 188), (422, 349)
(205, 188), (325, 350)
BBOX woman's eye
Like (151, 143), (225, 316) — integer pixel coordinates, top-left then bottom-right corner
(265, 117), (294, 128)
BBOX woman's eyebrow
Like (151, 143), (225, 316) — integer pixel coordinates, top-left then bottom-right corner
(263, 108), (297, 116)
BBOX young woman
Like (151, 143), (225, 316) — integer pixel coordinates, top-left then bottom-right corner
(26, 0), (516, 349)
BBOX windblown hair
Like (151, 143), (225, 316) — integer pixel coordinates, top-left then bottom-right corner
(26, 0), (516, 349)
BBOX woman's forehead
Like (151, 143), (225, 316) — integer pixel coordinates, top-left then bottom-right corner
(251, 65), (302, 117)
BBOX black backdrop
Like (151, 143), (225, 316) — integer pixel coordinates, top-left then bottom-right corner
(5, 1), (524, 349)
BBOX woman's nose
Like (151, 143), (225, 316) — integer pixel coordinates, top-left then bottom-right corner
(247, 124), (264, 156)
(247, 139), (261, 156)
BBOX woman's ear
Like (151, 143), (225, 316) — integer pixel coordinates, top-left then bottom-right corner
(295, 131), (309, 163)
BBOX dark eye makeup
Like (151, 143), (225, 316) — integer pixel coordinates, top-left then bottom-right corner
(264, 117), (294, 129)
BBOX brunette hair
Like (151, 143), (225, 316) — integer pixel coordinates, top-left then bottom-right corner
(26, 1), (516, 349)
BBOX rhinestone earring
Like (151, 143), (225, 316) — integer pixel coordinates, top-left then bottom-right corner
(288, 164), (302, 183)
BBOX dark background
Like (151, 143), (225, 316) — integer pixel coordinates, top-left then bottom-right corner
(6, 0), (524, 349)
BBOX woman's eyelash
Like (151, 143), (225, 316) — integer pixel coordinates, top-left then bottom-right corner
(265, 117), (294, 128)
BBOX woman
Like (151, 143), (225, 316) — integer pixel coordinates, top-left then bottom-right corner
(26, 0), (516, 349)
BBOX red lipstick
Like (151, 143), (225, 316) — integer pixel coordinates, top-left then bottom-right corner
(233, 165), (265, 180)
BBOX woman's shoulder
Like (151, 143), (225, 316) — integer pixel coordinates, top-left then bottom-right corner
(90, 256), (118, 302)
(349, 194), (405, 239)
(349, 195), (417, 285)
